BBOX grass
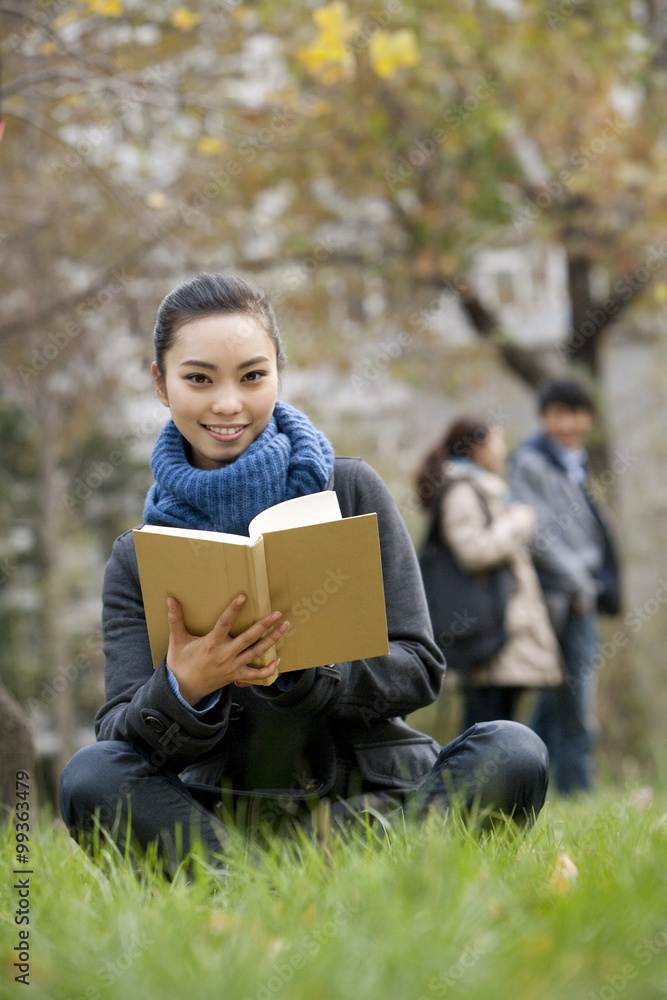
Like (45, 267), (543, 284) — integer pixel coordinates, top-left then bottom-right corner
(2, 788), (667, 1000)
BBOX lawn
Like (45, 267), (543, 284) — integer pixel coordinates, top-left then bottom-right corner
(2, 787), (667, 1000)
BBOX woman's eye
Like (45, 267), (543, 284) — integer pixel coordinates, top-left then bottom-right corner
(186, 373), (210, 384)
(242, 370), (266, 382)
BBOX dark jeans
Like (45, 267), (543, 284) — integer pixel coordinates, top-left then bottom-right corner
(60, 721), (549, 871)
(462, 686), (523, 730)
(531, 611), (598, 795)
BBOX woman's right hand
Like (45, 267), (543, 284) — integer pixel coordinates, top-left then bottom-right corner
(165, 594), (289, 705)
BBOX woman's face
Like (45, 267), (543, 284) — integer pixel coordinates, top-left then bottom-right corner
(153, 312), (279, 470)
(472, 425), (507, 475)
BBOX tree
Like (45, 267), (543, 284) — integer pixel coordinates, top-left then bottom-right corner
(239, 0), (667, 385)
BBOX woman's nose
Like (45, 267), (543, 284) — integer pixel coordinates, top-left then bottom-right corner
(211, 386), (243, 415)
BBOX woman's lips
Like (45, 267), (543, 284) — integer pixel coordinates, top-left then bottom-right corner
(204, 424), (247, 443)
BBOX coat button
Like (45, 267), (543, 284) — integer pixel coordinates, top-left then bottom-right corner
(229, 702), (244, 721)
(143, 714), (165, 733)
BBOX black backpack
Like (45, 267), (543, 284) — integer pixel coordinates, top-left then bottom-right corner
(418, 480), (514, 672)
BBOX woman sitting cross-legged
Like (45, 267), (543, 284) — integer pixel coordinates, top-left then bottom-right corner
(60, 273), (549, 873)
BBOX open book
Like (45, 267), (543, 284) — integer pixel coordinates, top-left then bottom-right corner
(133, 491), (389, 686)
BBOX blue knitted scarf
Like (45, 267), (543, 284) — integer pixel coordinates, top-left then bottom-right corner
(143, 400), (335, 536)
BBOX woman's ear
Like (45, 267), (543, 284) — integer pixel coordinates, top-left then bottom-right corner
(152, 362), (169, 407)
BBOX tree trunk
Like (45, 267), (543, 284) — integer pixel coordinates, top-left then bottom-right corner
(566, 254), (601, 374)
(0, 683), (35, 823)
(38, 390), (76, 783)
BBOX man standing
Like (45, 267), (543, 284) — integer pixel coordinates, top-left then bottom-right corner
(509, 379), (621, 795)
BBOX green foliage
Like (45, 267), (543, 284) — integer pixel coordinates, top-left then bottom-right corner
(2, 793), (667, 999)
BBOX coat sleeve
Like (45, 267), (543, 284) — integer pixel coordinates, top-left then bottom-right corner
(441, 481), (529, 572)
(94, 531), (232, 771)
(252, 460), (446, 723)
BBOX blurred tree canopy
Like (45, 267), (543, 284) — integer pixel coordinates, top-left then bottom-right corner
(3, 0), (667, 377)
(2, 0), (667, 785)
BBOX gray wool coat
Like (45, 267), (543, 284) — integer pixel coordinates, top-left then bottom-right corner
(95, 457), (445, 811)
(508, 435), (619, 625)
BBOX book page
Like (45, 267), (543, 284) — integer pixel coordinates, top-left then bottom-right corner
(138, 524), (252, 544)
(248, 491), (341, 540)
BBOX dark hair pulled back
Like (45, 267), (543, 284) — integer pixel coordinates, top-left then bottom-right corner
(153, 272), (287, 378)
(414, 415), (491, 510)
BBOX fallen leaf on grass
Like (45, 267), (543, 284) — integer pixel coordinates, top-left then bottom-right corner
(210, 911), (235, 933)
(549, 851), (579, 895)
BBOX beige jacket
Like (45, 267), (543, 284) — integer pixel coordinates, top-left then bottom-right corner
(440, 461), (562, 688)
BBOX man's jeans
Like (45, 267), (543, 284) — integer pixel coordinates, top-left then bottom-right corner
(60, 721), (549, 871)
(532, 610), (598, 794)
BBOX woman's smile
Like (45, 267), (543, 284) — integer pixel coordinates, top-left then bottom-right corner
(203, 423), (248, 442)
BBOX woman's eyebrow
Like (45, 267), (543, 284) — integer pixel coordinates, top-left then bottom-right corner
(237, 356), (270, 370)
(177, 355), (270, 371)
(178, 359), (217, 370)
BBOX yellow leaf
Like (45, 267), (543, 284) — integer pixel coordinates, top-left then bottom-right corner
(313, 2), (358, 44)
(298, 41), (344, 71)
(170, 6), (201, 30)
(297, 42), (353, 81)
(78, 0), (123, 16)
(297, 2), (358, 79)
(369, 29), (419, 79)
(196, 136), (225, 156)
(654, 284), (667, 304)
(39, 41), (58, 55)
(549, 851), (579, 895)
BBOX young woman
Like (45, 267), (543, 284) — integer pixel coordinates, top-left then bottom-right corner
(416, 416), (562, 730)
(60, 275), (549, 871)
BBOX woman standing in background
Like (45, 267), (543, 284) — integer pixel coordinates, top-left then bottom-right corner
(416, 415), (562, 730)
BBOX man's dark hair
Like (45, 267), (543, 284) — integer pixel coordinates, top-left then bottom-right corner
(538, 378), (595, 414)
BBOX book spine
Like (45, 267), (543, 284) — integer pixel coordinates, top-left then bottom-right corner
(246, 537), (277, 672)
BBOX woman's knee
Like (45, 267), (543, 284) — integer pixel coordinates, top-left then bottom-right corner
(444, 720), (548, 820)
(60, 741), (139, 828)
(481, 719), (548, 779)
(475, 719), (549, 815)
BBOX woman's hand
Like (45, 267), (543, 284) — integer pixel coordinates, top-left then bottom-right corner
(508, 502), (536, 541)
(165, 594), (289, 705)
